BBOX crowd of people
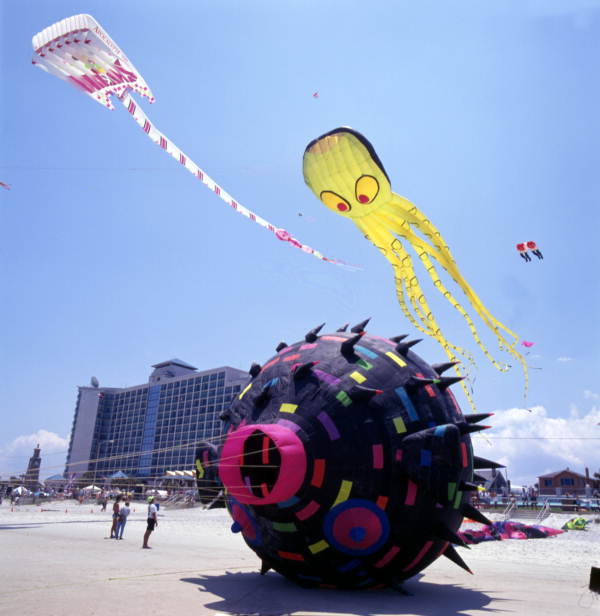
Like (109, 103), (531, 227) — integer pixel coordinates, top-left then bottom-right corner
(471, 486), (539, 509)
(0, 485), (164, 550)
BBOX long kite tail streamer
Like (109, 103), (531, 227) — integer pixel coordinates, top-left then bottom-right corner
(31, 14), (355, 269)
(303, 127), (529, 408)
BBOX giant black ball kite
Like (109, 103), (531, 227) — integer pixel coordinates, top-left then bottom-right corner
(196, 320), (498, 589)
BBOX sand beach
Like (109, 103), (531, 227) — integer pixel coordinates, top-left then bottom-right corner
(1, 503), (598, 616)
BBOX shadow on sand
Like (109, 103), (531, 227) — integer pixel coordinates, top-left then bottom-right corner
(182, 570), (504, 616)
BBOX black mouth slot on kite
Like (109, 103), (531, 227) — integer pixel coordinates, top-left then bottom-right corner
(240, 430), (282, 499)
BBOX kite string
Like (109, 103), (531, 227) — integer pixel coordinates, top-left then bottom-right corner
(5, 436), (600, 485)
(116, 92), (357, 269)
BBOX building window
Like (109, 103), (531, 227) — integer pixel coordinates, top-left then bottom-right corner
(543, 479), (552, 487)
(560, 478), (574, 486)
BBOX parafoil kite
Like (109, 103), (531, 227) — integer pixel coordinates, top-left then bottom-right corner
(0, 182), (10, 190)
(516, 241), (543, 262)
(562, 517), (591, 531)
(521, 341), (534, 348)
(31, 14), (350, 267)
(526, 241), (544, 260)
(197, 319), (502, 590)
(459, 521), (563, 544)
(303, 128), (528, 407)
(516, 243), (530, 262)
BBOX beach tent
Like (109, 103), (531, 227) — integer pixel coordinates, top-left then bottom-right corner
(146, 489), (168, 497)
(82, 485), (102, 492)
(109, 471), (129, 479)
(45, 474), (66, 483)
(165, 470), (196, 480)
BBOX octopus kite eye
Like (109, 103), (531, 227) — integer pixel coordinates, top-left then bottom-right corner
(320, 191), (352, 214)
(355, 175), (379, 204)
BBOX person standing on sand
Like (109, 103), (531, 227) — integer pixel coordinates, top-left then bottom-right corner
(530, 489), (538, 510)
(142, 496), (158, 549)
(115, 501), (131, 539)
(110, 495), (122, 539)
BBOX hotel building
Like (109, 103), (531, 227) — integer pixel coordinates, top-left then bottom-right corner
(65, 359), (248, 481)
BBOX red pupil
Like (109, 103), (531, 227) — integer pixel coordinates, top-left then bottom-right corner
(337, 203), (348, 211)
(358, 194), (369, 203)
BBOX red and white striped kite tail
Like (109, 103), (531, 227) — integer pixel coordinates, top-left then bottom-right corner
(30, 14), (357, 268)
(118, 92), (356, 268)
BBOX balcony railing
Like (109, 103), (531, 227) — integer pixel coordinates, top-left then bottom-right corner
(473, 495), (600, 513)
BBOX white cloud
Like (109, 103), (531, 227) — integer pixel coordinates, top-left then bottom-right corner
(472, 404), (600, 488)
(0, 430), (68, 480)
(556, 356), (573, 363)
(584, 390), (600, 401)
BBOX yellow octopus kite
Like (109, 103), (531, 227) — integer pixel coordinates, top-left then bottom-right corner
(303, 127), (527, 407)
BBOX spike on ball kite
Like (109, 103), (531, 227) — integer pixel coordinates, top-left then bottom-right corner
(303, 127), (528, 408)
(196, 320), (503, 589)
(31, 14), (351, 268)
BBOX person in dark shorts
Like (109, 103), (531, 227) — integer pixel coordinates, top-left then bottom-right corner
(142, 496), (158, 549)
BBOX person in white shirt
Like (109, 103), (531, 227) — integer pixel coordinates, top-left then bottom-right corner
(116, 501), (131, 540)
(142, 496), (158, 549)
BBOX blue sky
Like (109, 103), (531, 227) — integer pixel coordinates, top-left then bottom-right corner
(1, 0), (599, 486)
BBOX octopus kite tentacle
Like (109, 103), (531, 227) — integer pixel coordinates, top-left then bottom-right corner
(378, 208), (512, 369)
(378, 204), (528, 386)
(358, 217), (478, 407)
(302, 127), (529, 406)
(384, 196), (521, 349)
